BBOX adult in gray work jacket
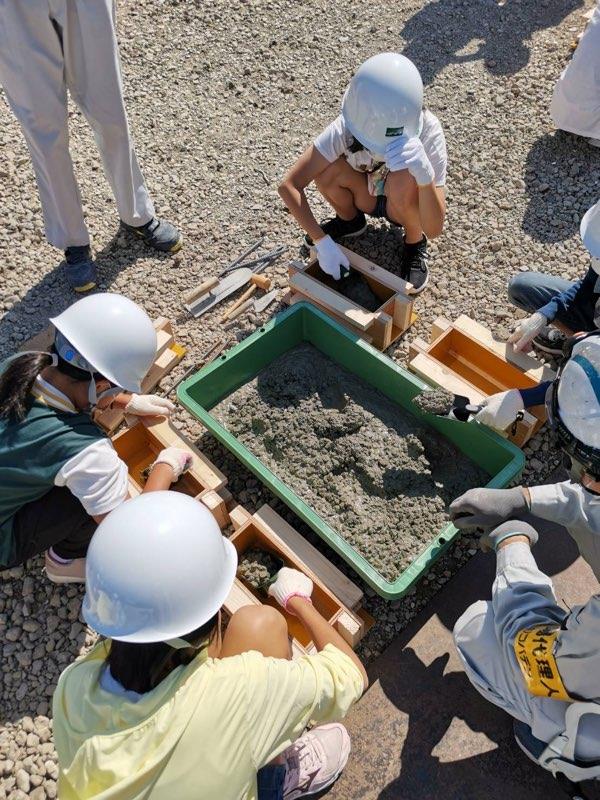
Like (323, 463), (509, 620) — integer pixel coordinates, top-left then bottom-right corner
(450, 332), (600, 580)
(503, 200), (600, 356)
(454, 518), (600, 798)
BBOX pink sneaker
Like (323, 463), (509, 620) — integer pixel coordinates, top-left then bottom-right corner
(44, 551), (86, 584)
(282, 723), (351, 799)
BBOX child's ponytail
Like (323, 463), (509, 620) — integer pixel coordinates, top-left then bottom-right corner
(0, 353), (54, 422)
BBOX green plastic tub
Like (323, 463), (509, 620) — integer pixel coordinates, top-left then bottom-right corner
(178, 302), (524, 599)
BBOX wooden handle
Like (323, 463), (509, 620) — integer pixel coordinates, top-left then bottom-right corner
(251, 274), (271, 291)
(226, 297), (255, 322)
(184, 276), (219, 305)
(222, 285), (257, 321)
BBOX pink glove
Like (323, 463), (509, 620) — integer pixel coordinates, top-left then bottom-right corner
(268, 567), (313, 614)
(152, 447), (193, 481)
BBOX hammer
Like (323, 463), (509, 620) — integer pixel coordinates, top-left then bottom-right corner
(221, 274), (271, 321)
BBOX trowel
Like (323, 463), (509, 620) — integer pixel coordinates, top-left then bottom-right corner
(445, 394), (483, 422)
(184, 268), (254, 318)
(412, 388), (482, 422)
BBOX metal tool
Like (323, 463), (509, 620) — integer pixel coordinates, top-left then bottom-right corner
(160, 340), (227, 397)
(253, 288), (278, 314)
(222, 275), (271, 322)
(185, 268), (254, 317)
(446, 394), (483, 422)
(219, 237), (265, 277)
(234, 245), (287, 271)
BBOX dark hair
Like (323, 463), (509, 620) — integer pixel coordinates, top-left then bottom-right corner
(0, 353), (54, 422)
(106, 612), (220, 694)
(0, 350), (96, 423)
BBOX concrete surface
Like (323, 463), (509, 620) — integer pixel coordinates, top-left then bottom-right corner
(329, 476), (600, 799)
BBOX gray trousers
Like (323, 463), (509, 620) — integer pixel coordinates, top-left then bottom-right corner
(0, 0), (155, 249)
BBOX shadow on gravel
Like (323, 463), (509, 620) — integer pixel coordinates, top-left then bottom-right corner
(522, 132), (600, 244)
(400, 0), (583, 85)
(0, 229), (173, 360)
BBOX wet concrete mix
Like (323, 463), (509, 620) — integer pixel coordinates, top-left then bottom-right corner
(214, 344), (488, 582)
(238, 547), (281, 591)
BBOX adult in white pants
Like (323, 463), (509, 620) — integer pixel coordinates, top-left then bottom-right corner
(551, 0), (600, 147)
(0, 0), (182, 292)
(455, 520), (600, 797)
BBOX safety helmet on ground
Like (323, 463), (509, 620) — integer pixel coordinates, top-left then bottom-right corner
(83, 492), (238, 644)
(547, 332), (600, 479)
(341, 52), (424, 159)
(580, 200), (600, 273)
(50, 293), (156, 394)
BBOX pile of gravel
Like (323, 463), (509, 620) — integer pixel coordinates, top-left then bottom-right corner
(1, 0), (598, 792)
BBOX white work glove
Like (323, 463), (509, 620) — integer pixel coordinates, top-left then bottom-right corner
(473, 389), (524, 433)
(152, 447), (193, 481)
(268, 566), (313, 614)
(385, 136), (435, 186)
(507, 312), (547, 353)
(314, 235), (350, 281)
(124, 393), (175, 417)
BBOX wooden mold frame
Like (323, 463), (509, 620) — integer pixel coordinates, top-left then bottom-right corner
(111, 417), (230, 528)
(226, 504), (372, 655)
(284, 245), (416, 351)
(408, 315), (556, 447)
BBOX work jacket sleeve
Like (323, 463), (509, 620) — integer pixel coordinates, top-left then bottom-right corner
(554, 595), (600, 703)
(492, 541), (571, 700)
(538, 267), (596, 323)
(518, 382), (551, 409)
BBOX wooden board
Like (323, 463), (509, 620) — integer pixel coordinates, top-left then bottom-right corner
(289, 272), (375, 330)
(253, 504), (363, 612)
(320, 244), (415, 296)
(285, 291), (374, 345)
(451, 315), (555, 383)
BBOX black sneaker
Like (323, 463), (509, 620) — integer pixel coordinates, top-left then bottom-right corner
(532, 326), (567, 356)
(121, 217), (183, 253)
(64, 245), (97, 292)
(400, 235), (429, 293)
(304, 212), (367, 247)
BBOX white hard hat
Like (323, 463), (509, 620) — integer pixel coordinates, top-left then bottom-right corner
(580, 200), (600, 260)
(557, 335), (600, 449)
(341, 52), (424, 158)
(50, 293), (157, 393)
(82, 492), (238, 643)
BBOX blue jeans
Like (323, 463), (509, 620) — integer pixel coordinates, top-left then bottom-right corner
(507, 271), (596, 332)
(257, 765), (285, 800)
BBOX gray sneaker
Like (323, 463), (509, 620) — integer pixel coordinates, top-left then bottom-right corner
(532, 326), (566, 356)
(121, 217), (183, 253)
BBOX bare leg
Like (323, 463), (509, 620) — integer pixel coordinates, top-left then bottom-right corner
(314, 157), (377, 220)
(218, 605), (291, 660)
(385, 170), (423, 243)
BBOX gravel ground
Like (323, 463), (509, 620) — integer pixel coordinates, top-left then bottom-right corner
(1, 0), (599, 794)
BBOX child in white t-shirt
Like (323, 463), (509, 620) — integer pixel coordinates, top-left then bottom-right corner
(279, 52), (447, 292)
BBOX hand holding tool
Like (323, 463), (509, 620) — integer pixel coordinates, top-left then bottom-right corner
(314, 235), (350, 280)
(473, 389), (525, 433)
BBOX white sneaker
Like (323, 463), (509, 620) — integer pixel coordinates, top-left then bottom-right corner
(282, 723), (351, 799)
(44, 551), (86, 584)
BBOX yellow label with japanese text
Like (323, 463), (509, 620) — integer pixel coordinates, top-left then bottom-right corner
(514, 625), (571, 701)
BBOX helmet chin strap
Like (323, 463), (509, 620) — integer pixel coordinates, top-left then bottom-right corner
(86, 376), (121, 412)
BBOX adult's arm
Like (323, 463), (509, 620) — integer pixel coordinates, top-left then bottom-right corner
(537, 267), (596, 323)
